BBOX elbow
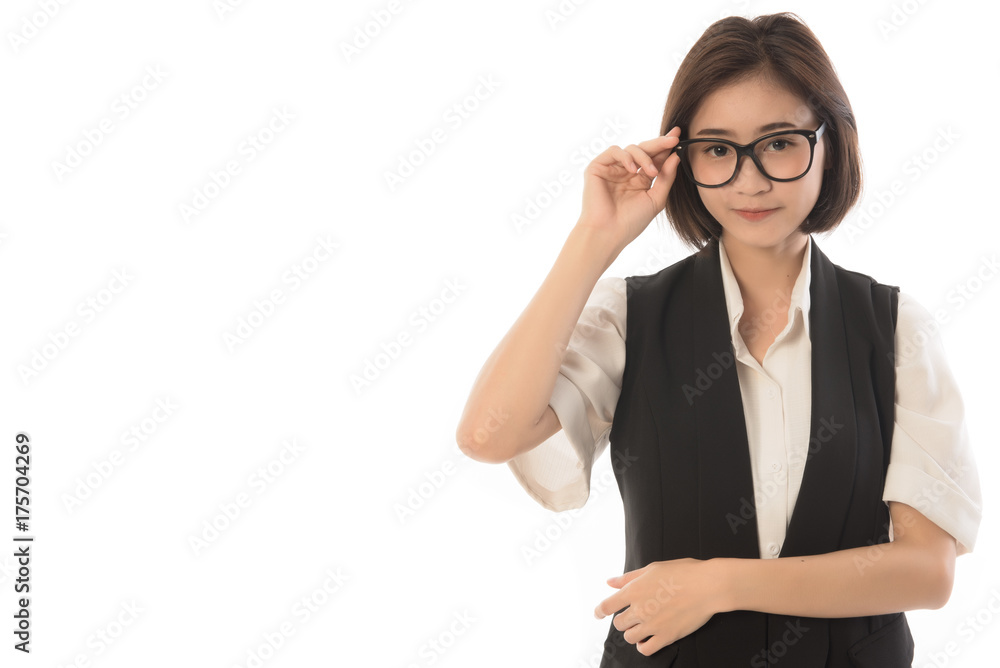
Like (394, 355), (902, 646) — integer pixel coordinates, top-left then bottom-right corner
(918, 548), (956, 610)
(456, 427), (510, 464)
(456, 406), (516, 464)
(929, 555), (957, 610)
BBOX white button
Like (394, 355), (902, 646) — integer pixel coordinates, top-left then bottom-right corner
(768, 542), (780, 555)
(767, 388), (776, 399)
(770, 462), (782, 472)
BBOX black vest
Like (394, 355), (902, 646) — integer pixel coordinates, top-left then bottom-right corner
(601, 236), (914, 667)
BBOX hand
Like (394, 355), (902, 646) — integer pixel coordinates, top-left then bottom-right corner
(577, 126), (684, 254)
(593, 558), (725, 657)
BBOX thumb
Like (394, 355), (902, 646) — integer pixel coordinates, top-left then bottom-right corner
(647, 151), (681, 207)
(607, 569), (640, 586)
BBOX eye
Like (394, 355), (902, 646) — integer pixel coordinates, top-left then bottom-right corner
(700, 143), (730, 158)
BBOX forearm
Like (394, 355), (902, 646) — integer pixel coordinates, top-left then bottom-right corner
(457, 222), (621, 462)
(712, 541), (948, 618)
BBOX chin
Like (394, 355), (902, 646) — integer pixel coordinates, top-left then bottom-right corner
(717, 215), (805, 249)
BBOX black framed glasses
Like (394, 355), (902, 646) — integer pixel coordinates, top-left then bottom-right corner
(672, 121), (827, 188)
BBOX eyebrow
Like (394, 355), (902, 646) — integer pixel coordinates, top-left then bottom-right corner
(693, 122), (798, 137)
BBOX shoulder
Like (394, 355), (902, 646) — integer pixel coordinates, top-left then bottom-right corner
(831, 261), (900, 295)
(893, 291), (949, 366)
(624, 244), (704, 300)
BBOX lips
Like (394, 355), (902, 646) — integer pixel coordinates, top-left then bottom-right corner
(733, 208), (779, 221)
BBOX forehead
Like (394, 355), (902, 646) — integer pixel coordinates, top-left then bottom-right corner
(690, 78), (815, 138)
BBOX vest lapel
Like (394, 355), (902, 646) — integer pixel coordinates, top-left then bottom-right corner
(779, 239), (859, 558)
(690, 240), (760, 560)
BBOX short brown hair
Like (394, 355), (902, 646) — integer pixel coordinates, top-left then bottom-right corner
(658, 12), (862, 249)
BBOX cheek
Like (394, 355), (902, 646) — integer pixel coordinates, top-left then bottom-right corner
(786, 171), (825, 210)
(697, 190), (724, 213)
(804, 171), (825, 203)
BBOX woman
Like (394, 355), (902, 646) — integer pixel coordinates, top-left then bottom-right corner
(456, 12), (981, 667)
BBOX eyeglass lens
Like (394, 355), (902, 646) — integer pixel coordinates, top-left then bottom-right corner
(686, 133), (814, 185)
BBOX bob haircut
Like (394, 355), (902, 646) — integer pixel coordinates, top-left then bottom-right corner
(658, 12), (862, 249)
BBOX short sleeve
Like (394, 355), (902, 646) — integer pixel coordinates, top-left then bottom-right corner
(882, 292), (983, 556)
(506, 276), (627, 512)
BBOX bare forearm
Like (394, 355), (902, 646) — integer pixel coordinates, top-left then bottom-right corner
(713, 541), (948, 618)
(457, 221), (621, 461)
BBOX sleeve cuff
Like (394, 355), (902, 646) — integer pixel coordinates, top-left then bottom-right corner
(506, 373), (598, 512)
(883, 460), (982, 556)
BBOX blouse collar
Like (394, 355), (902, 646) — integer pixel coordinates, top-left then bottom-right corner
(717, 234), (813, 341)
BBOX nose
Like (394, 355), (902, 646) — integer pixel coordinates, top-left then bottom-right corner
(730, 153), (771, 194)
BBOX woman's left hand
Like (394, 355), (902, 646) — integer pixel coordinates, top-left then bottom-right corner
(593, 558), (727, 656)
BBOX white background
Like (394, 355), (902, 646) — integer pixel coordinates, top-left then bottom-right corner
(0, 0), (997, 666)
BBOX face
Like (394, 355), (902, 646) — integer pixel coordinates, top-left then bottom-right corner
(686, 76), (827, 254)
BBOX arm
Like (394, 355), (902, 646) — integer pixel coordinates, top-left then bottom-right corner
(456, 222), (622, 463)
(457, 131), (684, 465)
(714, 500), (957, 618)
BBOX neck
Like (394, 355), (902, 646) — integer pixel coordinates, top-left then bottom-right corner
(720, 232), (808, 302)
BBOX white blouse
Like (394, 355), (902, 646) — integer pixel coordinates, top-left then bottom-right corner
(507, 236), (983, 558)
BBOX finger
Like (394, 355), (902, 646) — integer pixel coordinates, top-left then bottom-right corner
(638, 133), (682, 166)
(595, 595), (629, 620)
(621, 145), (659, 178)
(646, 151), (681, 201)
(636, 634), (667, 657)
(592, 145), (641, 175)
(623, 623), (653, 646)
(636, 126), (682, 152)
(613, 608), (642, 632)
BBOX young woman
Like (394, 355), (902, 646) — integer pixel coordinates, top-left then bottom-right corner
(456, 12), (981, 667)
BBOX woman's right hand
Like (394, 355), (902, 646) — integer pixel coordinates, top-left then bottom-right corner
(577, 125), (684, 252)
